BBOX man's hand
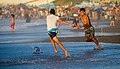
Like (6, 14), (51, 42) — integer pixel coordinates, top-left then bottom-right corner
(76, 24), (83, 30)
(68, 24), (73, 28)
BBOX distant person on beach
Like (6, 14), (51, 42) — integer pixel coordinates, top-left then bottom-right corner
(10, 14), (15, 32)
(110, 7), (116, 27)
(25, 13), (31, 23)
(46, 9), (72, 57)
(94, 10), (100, 26)
(77, 8), (103, 50)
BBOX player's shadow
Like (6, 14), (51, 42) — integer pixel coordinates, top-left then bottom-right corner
(84, 50), (98, 56)
(75, 49), (102, 59)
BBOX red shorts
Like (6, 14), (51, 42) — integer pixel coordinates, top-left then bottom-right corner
(10, 23), (15, 29)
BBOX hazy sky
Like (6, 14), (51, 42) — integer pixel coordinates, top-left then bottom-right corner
(0, 0), (55, 5)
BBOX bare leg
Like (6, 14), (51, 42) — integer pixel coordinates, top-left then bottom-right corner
(112, 21), (115, 26)
(11, 26), (15, 32)
(110, 21), (112, 27)
(85, 34), (93, 42)
(91, 33), (103, 50)
(91, 33), (99, 46)
(12, 28), (15, 32)
(85, 34), (89, 42)
(53, 36), (69, 57)
(49, 37), (58, 54)
(110, 21), (114, 27)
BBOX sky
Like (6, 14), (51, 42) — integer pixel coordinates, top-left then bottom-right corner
(0, 0), (55, 5)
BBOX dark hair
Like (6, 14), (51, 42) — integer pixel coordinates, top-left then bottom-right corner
(11, 14), (15, 18)
(50, 9), (55, 15)
(80, 8), (85, 12)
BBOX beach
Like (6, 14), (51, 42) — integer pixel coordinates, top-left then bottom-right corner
(0, 19), (120, 69)
(0, 0), (120, 68)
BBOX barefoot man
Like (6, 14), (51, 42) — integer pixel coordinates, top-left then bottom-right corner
(77, 8), (103, 50)
(46, 9), (72, 57)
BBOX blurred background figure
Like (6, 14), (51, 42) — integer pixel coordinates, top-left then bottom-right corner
(110, 7), (116, 27)
(10, 14), (15, 32)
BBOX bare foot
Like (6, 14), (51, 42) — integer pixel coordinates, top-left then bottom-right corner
(65, 50), (69, 57)
(94, 45), (104, 50)
(54, 49), (58, 54)
(12, 29), (15, 32)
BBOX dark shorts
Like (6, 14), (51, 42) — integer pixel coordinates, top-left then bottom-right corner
(48, 32), (57, 38)
(85, 26), (95, 41)
(85, 26), (95, 34)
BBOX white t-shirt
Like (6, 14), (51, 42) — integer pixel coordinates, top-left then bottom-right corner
(46, 14), (59, 32)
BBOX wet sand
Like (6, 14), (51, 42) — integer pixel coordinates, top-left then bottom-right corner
(0, 42), (120, 69)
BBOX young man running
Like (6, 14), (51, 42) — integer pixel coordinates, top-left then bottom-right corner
(46, 9), (72, 57)
(77, 8), (103, 50)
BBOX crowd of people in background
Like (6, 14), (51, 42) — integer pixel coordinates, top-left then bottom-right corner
(0, 1), (120, 23)
(0, 4), (48, 20)
(57, 1), (120, 23)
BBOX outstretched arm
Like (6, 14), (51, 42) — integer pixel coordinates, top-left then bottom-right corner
(57, 19), (61, 29)
(58, 18), (73, 27)
(58, 18), (69, 25)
